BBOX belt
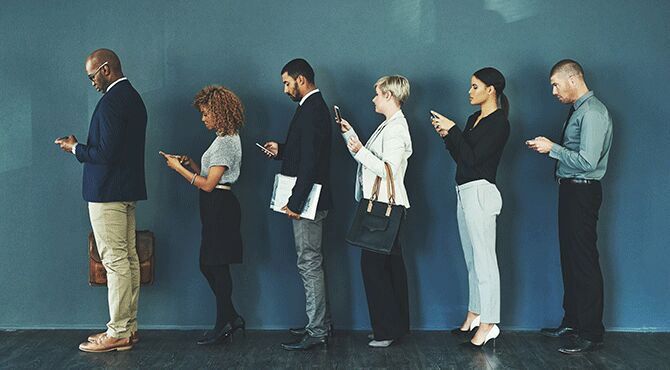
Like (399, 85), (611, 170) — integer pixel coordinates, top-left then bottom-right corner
(557, 178), (599, 185)
(215, 184), (232, 190)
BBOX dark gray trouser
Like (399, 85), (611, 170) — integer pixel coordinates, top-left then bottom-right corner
(292, 210), (331, 337)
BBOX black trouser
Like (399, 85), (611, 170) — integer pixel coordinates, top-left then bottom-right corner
(200, 264), (238, 330)
(558, 182), (604, 342)
(361, 238), (410, 341)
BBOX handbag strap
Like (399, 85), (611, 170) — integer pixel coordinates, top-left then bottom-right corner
(367, 162), (397, 216)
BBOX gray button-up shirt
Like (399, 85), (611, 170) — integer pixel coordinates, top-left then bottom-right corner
(550, 91), (613, 180)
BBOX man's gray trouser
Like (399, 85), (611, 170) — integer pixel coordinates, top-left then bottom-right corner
(292, 210), (331, 337)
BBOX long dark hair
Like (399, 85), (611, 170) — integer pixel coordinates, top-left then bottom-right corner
(473, 67), (509, 118)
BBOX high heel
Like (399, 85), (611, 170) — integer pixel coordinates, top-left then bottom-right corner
(451, 315), (481, 336)
(226, 316), (246, 341)
(461, 324), (500, 349)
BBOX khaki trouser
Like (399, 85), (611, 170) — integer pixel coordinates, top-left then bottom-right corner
(88, 201), (140, 338)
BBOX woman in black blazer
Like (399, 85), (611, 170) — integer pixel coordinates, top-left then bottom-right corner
(161, 85), (245, 345)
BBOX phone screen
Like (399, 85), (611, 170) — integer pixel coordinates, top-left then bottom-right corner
(334, 105), (341, 122)
(256, 142), (274, 155)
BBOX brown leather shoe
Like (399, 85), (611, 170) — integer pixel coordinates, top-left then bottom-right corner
(88, 331), (139, 344)
(79, 334), (133, 353)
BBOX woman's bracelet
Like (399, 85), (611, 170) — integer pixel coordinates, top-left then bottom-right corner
(190, 172), (198, 185)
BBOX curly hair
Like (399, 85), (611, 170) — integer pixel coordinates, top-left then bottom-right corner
(192, 85), (245, 136)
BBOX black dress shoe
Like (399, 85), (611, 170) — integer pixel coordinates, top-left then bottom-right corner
(540, 326), (577, 338)
(281, 333), (328, 351)
(289, 324), (334, 337)
(558, 337), (603, 354)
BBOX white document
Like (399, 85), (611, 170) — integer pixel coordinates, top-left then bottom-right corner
(270, 174), (322, 220)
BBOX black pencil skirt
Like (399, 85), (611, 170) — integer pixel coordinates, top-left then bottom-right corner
(199, 189), (243, 265)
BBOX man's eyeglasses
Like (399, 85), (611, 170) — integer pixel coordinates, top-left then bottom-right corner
(88, 61), (108, 81)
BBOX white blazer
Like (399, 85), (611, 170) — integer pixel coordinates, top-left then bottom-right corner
(342, 110), (412, 208)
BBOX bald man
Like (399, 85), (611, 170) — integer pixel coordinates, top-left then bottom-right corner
(527, 59), (613, 354)
(56, 49), (148, 352)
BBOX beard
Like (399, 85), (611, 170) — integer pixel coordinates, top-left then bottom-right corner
(287, 82), (301, 102)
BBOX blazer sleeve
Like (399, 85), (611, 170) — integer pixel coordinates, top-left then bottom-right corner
(354, 123), (408, 180)
(287, 115), (325, 212)
(75, 101), (124, 165)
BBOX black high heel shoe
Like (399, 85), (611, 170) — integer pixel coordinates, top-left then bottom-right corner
(224, 316), (246, 341)
(197, 326), (228, 345)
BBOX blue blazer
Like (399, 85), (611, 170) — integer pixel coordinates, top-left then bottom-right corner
(75, 80), (148, 202)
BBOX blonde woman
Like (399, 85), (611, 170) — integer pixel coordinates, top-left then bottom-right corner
(339, 75), (412, 348)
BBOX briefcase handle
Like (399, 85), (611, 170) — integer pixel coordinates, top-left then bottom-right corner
(367, 162), (396, 217)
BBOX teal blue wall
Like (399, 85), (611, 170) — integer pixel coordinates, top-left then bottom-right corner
(2, 0), (669, 331)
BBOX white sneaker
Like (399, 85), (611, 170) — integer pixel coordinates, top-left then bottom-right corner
(368, 339), (394, 348)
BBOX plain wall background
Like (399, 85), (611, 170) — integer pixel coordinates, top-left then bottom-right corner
(1, 0), (669, 331)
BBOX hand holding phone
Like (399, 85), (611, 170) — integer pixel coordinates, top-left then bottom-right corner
(256, 142), (275, 157)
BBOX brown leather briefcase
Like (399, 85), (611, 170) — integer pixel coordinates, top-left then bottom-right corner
(88, 230), (155, 286)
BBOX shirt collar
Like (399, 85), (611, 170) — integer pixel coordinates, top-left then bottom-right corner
(106, 77), (128, 93)
(573, 91), (594, 110)
(386, 109), (404, 122)
(299, 88), (320, 106)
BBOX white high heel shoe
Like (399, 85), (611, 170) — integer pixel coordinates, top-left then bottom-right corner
(451, 315), (481, 336)
(466, 324), (500, 349)
(469, 315), (481, 331)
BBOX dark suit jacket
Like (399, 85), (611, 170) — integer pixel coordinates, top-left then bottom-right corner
(75, 80), (148, 202)
(275, 91), (333, 212)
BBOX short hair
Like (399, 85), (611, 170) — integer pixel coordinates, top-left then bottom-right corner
(281, 58), (315, 84)
(88, 48), (122, 74)
(550, 59), (584, 79)
(374, 75), (410, 105)
(192, 85), (245, 136)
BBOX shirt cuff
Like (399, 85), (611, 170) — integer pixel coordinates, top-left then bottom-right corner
(72, 143), (78, 155)
(548, 143), (563, 160)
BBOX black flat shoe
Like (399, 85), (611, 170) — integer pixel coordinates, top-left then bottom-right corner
(540, 326), (577, 338)
(558, 337), (602, 355)
(281, 333), (328, 351)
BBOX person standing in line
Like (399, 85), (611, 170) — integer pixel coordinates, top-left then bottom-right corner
(338, 75), (413, 348)
(262, 58), (334, 351)
(431, 67), (510, 349)
(160, 85), (246, 345)
(56, 48), (147, 352)
(527, 59), (613, 354)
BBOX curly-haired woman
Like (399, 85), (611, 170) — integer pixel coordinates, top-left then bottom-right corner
(161, 85), (245, 345)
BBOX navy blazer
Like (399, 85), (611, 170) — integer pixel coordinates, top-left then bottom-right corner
(276, 91), (333, 212)
(76, 80), (148, 202)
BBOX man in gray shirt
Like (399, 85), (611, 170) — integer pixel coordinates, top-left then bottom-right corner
(527, 59), (613, 354)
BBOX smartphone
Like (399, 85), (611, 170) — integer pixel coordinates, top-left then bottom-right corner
(333, 105), (342, 123)
(256, 142), (275, 156)
(430, 112), (438, 120)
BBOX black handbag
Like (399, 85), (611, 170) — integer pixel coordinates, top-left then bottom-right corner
(346, 162), (405, 254)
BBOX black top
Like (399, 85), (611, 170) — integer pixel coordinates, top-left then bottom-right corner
(443, 109), (510, 185)
(274, 91), (333, 212)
